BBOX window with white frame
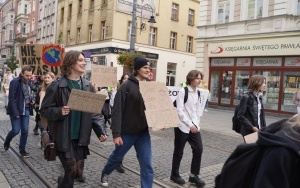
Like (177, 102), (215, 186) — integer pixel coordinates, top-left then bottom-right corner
(51, 23), (54, 35)
(43, 26), (46, 36)
(21, 23), (27, 33)
(170, 32), (177, 50)
(10, 15), (14, 23)
(171, 3), (179, 20)
(217, 0), (230, 23)
(297, 0), (300, 15)
(188, 9), (195, 25)
(24, 4), (28, 14)
(47, 25), (50, 36)
(33, 0), (36, 11)
(32, 19), (35, 31)
(127, 21), (132, 42)
(186, 36), (193, 53)
(88, 24), (93, 42)
(9, 30), (13, 40)
(248, 0), (263, 19)
(78, 0), (83, 14)
(166, 63), (177, 86)
(90, 0), (94, 10)
(101, 21), (106, 40)
(149, 27), (157, 46)
(77, 28), (81, 44)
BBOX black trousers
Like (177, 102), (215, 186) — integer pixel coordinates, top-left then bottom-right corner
(171, 127), (203, 176)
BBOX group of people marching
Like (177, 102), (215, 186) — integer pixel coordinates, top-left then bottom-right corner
(3, 50), (300, 188)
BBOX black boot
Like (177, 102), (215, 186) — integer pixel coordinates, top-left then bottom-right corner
(4, 140), (10, 150)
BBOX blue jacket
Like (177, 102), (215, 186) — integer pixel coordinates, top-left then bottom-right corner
(6, 75), (33, 116)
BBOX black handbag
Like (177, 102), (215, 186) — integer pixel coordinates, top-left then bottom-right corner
(42, 87), (62, 161)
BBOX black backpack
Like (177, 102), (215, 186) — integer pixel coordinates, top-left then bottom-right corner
(232, 93), (252, 133)
(173, 87), (200, 107)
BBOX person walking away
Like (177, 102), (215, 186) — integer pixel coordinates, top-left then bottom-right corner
(2, 67), (15, 108)
(237, 75), (266, 137)
(100, 57), (153, 187)
(4, 66), (34, 157)
(40, 50), (107, 188)
(170, 70), (206, 187)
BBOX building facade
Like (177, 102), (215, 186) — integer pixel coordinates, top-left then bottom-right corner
(197, 0), (300, 114)
(0, 0), (39, 68)
(37, 0), (58, 44)
(57, 0), (200, 85)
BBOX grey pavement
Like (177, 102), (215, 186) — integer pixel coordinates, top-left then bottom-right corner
(0, 92), (288, 188)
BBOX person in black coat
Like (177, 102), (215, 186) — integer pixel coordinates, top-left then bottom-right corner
(237, 75), (266, 136)
(40, 50), (107, 188)
(215, 116), (300, 188)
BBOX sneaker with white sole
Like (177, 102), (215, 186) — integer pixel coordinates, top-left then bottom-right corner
(100, 171), (109, 187)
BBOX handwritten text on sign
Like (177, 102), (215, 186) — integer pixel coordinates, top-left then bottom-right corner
(91, 64), (117, 87)
(18, 44), (64, 76)
(139, 82), (180, 131)
(67, 89), (106, 114)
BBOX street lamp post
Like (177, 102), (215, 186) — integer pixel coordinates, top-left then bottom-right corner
(129, 0), (138, 54)
(129, 0), (156, 55)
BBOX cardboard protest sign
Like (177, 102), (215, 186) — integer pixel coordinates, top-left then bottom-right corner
(139, 82), (180, 131)
(90, 64), (118, 87)
(167, 86), (209, 116)
(67, 89), (106, 114)
(18, 44), (64, 76)
(244, 132), (258, 143)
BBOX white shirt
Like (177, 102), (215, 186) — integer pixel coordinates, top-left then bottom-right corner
(176, 86), (201, 133)
(256, 92), (263, 129)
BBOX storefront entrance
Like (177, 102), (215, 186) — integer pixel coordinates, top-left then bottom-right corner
(209, 56), (300, 114)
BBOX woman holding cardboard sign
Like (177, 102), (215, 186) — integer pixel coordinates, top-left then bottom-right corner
(40, 50), (107, 188)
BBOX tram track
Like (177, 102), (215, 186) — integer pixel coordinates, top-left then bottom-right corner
(0, 134), (55, 188)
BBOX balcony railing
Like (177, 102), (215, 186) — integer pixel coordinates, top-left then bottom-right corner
(15, 14), (29, 22)
(4, 40), (14, 47)
(15, 33), (28, 42)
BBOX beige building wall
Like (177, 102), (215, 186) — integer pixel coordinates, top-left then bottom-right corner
(57, 0), (200, 86)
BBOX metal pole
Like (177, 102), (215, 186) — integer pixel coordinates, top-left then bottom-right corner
(129, 0), (137, 54)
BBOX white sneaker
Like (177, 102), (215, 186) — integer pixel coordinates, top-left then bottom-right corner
(204, 109), (208, 112)
(100, 171), (109, 187)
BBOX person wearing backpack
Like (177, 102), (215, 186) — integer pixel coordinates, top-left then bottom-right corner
(170, 70), (206, 188)
(237, 75), (266, 137)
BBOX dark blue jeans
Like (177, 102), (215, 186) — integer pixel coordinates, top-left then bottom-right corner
(103, 131), (153, 188)
(6, 107), (30, 152)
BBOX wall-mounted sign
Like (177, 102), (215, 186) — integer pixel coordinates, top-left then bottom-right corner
(208, 36), (300, 57)
(253, 57), (282, 66)
(285, 57), (300, 66)
(211, 58), (234, 66)
(236, 58), (251, 66)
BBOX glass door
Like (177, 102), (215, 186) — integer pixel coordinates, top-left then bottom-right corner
(234, 71), (250, 105)
(220, 71), (233, 105)
(210, 71), (220, 103)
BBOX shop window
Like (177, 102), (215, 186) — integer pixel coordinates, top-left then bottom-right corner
(281, 72), (300, 113)
(166, 63), (176, 86)
(210, 71), (220, 103)
(254, 71), (280, 111)
(98, 56), (106, 66)
(248, 0), (263, 19)
(221, 71), (233, 105)
(234, 71), (250, 105)
(217, 0), (230, 23)
(149, 60), (157, 81)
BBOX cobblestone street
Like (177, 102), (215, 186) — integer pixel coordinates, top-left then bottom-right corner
(0, 94), (286, 187)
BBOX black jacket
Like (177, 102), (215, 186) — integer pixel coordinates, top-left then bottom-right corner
(215, 119), (300, 188)
(111, 75), (148, 138)
(40, 76), (106, 152)
(237, 92), (266, 136)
